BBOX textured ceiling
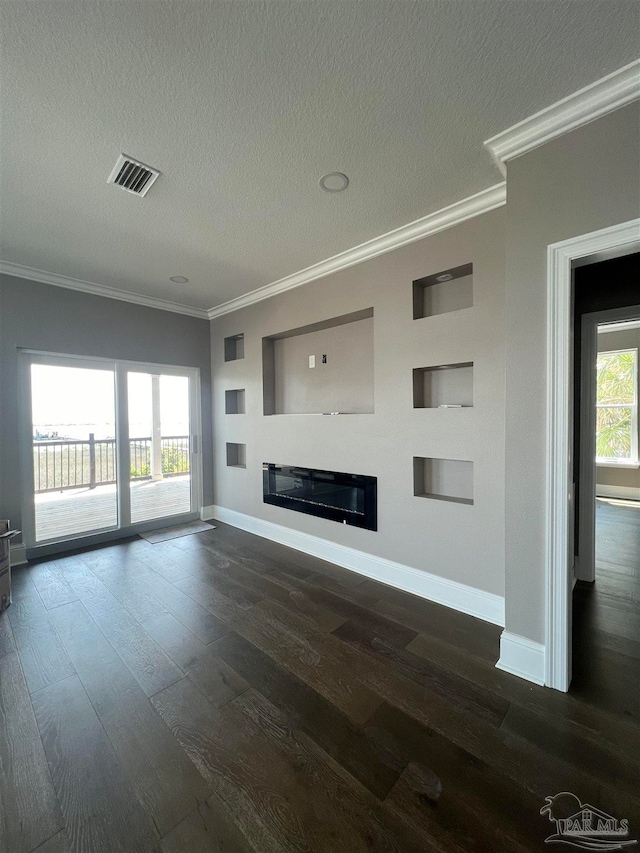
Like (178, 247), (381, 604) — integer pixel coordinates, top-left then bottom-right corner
(1, 1), (638, 311)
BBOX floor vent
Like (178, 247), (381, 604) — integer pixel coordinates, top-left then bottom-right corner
(107, 154), (160, 196)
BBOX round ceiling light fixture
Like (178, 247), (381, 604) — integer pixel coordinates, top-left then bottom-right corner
(436, 273), (453, 283)
(319, 172), (349, 193)
(169, 275), (189, 283)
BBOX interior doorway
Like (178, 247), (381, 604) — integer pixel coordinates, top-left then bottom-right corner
(20, 352), (202, 555)
(571, 253), (640, 718)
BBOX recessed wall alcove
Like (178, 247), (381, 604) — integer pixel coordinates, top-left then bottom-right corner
(262, 308), (374, 415)
(413, 456), (474, 505)
(225, 389), (246, 414)
(413, 263), (473, 319)
(224, 333), (245, 362)
(413, 362), (473, 408)
(226, 442), (246, 468)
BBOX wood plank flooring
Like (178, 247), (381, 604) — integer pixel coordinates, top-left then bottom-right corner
(1, 507), (638, 852)
(572, 498), (640, 721)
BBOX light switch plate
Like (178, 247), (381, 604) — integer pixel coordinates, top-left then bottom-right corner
(309, 355), (316, 368)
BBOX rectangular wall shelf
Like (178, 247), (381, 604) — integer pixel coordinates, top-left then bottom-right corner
(226, 442), (246, 468)
(225, 389), (246, 414)
(413, 362), (473, 408)
(413, 263), (473, 319)
(262, 308), (374, 415)
(413, 456), (473, 505)
(224, 333), (245, 362)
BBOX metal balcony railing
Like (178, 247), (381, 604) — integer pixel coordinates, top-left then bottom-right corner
(33, 435), (190, 494)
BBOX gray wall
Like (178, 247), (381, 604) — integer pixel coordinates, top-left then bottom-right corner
(211, 209), (506, 597)
(273, 316), (374, 415)
(504, 103), (640, 644)
(596, 326), (640, 494)
(0, 275), (213, 539)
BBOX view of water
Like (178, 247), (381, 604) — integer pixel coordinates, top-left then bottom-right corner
(33, 421), (188, 441)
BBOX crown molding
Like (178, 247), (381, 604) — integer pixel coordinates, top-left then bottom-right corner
(5, 64), (636, 321)
(207, 182), (506, 319)
(485, 59), (640, 175)
(0, 261), (210, 319)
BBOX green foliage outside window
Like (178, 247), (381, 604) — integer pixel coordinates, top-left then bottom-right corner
(129, 443), (189, 478)
(596, 350), (636, 459)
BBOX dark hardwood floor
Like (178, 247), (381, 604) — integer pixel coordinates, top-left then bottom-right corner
(573, 498), (640, 720)
(1, 515), (638, 852)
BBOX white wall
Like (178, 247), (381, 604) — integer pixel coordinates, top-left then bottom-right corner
(209, 102), (640, 656)
(211, 209), (506, 602)
(504, 103), (640, 645)
(273, 317), (374, 415)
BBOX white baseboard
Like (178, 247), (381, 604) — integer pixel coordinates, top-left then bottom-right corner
(212, 505), (505, 626)
(200, 505), (216, 521)
(496, 631), (546, 686)
(10, 543), (27, 566)
(596, 484), (640, 501)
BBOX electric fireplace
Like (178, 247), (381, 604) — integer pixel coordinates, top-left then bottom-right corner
(263, 464), (377, 531)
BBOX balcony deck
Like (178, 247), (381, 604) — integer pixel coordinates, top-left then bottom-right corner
(34, 475), (191, 542)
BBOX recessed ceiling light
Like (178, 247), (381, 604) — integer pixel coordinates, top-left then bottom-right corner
(319, 172), (349, 192)
(436, 273), (453, 283)
(169, 276), (189, 283)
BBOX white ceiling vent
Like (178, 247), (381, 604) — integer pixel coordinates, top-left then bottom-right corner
(107, 154), (160, 197)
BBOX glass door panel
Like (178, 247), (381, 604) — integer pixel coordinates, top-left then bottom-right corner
(127, 371), (192, 524)
(31, 363), (118, 542)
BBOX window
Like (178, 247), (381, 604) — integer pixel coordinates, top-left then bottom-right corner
(596, 348), (638, 465)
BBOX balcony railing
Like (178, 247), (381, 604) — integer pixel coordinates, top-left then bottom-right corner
(33, 435), (190, 494)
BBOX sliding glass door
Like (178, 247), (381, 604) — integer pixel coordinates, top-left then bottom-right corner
(127, 370), (192, 524)
(31, 360), (119, 541)
(21, 353), (201, 549)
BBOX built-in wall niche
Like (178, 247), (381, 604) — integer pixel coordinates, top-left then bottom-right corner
(226, 442), (246, 468)
(225, 389), (246, 414)
(262, 308), (374, 415)
(413, 362), (473, 408)
(413, 456), (473, 505)
(413, 263), (473, 320)
(224, 333), (245, 362)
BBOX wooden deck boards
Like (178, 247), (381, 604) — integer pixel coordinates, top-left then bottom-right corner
(34, 476), (191, 540)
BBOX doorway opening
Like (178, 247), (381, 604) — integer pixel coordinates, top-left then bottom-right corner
(571, 253), (640, 717)
(545, 220), (639, 693)
(20, 353), (202, 556)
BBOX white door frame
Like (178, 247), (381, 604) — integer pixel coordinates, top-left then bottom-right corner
(577, 306), (640, 584)
(18, 350), (203, 554)
(545, 218), (640, 692)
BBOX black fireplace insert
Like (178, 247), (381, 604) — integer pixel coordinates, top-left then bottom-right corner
(263, 464), (377, 531)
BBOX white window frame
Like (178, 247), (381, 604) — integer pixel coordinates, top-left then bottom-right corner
(595, 346), (639, 468)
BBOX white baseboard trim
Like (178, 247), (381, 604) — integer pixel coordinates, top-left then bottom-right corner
(212, 505), (505, 626)
(200, 505), (216, 521)
(496, 631), (546, 686)
(9, 543), (28, 566)
(596, 484), (640, 501)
